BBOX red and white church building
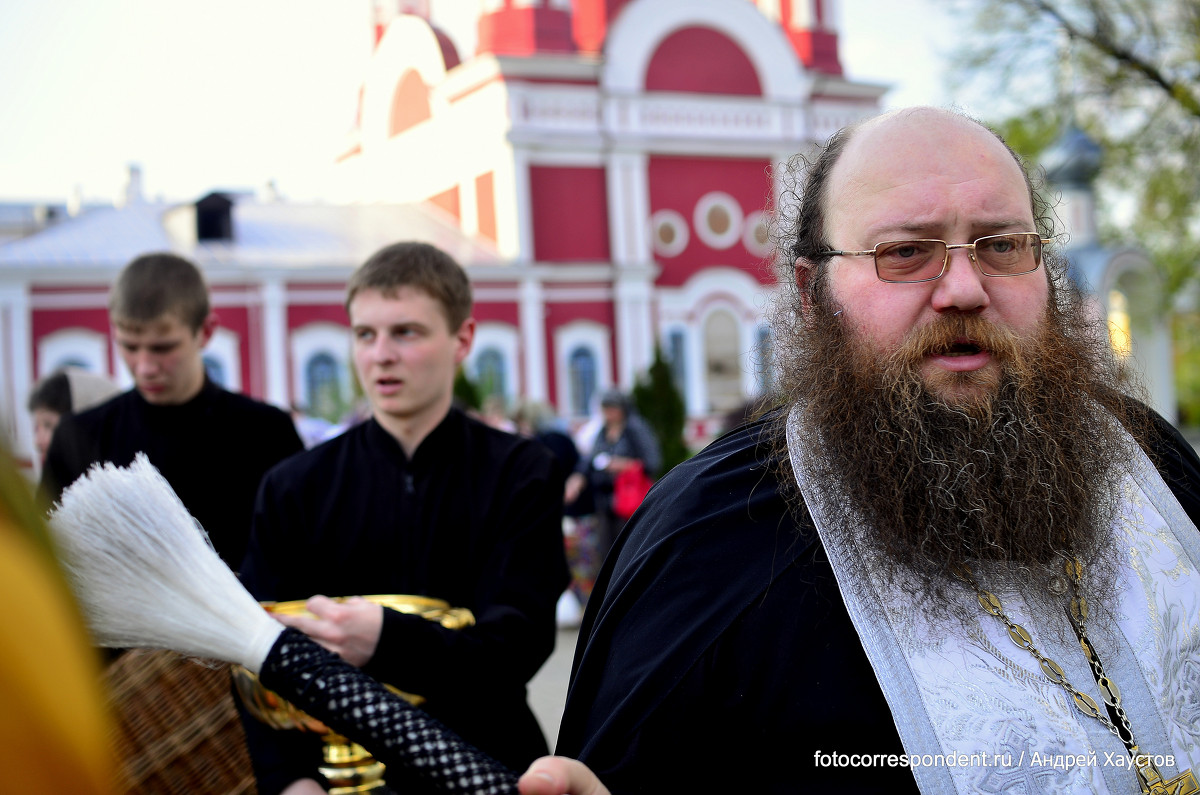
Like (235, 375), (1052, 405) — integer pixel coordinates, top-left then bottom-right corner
(0, 0), (886, 465)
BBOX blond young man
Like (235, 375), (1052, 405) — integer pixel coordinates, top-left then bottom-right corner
(239, 242), (569, 795)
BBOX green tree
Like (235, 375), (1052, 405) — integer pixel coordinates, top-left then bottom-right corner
(453, 366), (481, 412)
(632, 345), (690, 475)
(949, 0), (1200, 295)
(947, 0), (1200, 421)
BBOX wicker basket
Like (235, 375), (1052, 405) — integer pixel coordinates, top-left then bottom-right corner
(105, 649), (257, 794)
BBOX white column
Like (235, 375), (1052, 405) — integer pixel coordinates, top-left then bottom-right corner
(606, 150), (655, 388)
(606, 151), (650, 266)
(1141, 320), (1178, 423)
(261, 278), (290, 408)
(0, 283), (33, 462)
(519, 276), (548, 401)
(613, 267), (656, 389)
(459, 176), (479, 238)
(497, 146), (531, 260)
(1060, 186), (1098, 247)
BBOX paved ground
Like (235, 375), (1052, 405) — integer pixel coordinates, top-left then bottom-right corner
(529, 627), (580, 748)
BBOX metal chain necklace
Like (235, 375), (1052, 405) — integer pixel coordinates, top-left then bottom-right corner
(954, 559), (1198, 795)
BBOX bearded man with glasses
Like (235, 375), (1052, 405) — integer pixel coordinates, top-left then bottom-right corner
(516, 107), (1200, 795)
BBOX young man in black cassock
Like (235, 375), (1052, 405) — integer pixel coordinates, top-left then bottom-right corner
(40, 252), (304, 568)
(239, 241), (570, 795)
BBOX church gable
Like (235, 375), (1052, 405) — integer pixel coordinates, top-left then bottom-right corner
(644, 26), (762, 96)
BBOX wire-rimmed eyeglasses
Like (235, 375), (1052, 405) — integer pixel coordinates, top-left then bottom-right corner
(818, 233), (1052, 284)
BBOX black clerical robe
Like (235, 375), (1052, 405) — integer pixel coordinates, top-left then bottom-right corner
(240, 408), (570, 794)
(40, 379), (303, 567)
(557, 408), (1200, 795)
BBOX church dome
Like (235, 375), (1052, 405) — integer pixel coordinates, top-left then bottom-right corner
(1041, 125), (1102, 188)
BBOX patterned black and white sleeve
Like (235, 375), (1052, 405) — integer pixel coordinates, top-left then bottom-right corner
(259, 628), (519, 795)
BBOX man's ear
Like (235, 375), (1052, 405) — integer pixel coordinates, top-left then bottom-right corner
(453, 317), (476, 365)
(197, 312), (218, 348)
(794, 261), (816, 316)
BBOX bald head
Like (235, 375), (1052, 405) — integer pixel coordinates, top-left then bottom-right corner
(823, 108), (1038, 264)
(786, 107), (1046, 294)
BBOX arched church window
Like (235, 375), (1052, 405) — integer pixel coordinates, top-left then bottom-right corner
(203, 356), (227, 388)
(389, 69), (431, 137)
(704, 309), (742, 412)
(305, 352), (342, 421)
(568, 347), (597, 417)
(474, 347), (507, 399)
(666, 329), (687, 395)
(52, 357), (91, 372)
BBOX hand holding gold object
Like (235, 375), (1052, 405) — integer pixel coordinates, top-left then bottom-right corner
(232, 594), (475, 794)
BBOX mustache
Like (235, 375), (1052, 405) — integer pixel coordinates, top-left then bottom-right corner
(885, 313), (1024, 370)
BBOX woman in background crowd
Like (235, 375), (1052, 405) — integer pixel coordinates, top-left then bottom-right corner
(565, 390), (661, 564)
(27, 368), (120, 465)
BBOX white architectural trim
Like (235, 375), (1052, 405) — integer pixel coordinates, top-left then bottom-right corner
(360, 15), (450, 154)
(284, 289), (348, 306)
(1103, 248), (1177, 420)
(660, 320), (701, 414)
(473, 286), (523, 303)
(518, 278), (548, 401)
(603, 0), (808, 101)
(467, 322), (520, 405)
(261, 278), (289, 407)
(693, 191), (744, 250)
(805, 94), (885, 141)
(607, 151), (650, 266)
(29, 290), (110, 309)
(439, 54), (599, 104)
(37, 328), (108, 378)
(543, 286), (614, 302)
(509, 83), (602, 141)
(757, 0), (782, 24)
(656, 267), (775, 413)
(459, 175), (480, 237)
(649, 209), (689, 257)
(696, 298), (756, 409)
(824, 0), (844, 31)
(1, 284), (32, 463)
(203, 328), (242, 392)
(666, 266), (770, 320)
(1098, 247), (1156, 298)
(614, 269), (656, 389)
(554, 321), (613, 418)
(524, 148), (607, 167)
(743, 209), (773, 257)
(289, 322), (353, 412)
(510, 147), (534, 261)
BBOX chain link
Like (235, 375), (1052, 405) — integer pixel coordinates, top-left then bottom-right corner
(954, 559), (1196, 795)
(954, 560), (1131, 744)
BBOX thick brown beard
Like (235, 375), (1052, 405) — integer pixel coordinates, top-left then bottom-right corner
(771, 277), (1146, 618)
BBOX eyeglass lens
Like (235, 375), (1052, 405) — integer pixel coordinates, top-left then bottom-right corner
(875, 234), (1042, 282)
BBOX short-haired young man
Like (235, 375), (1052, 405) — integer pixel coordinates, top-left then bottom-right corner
(40, 252), (304, 566)
(239, 241), (570, 795)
